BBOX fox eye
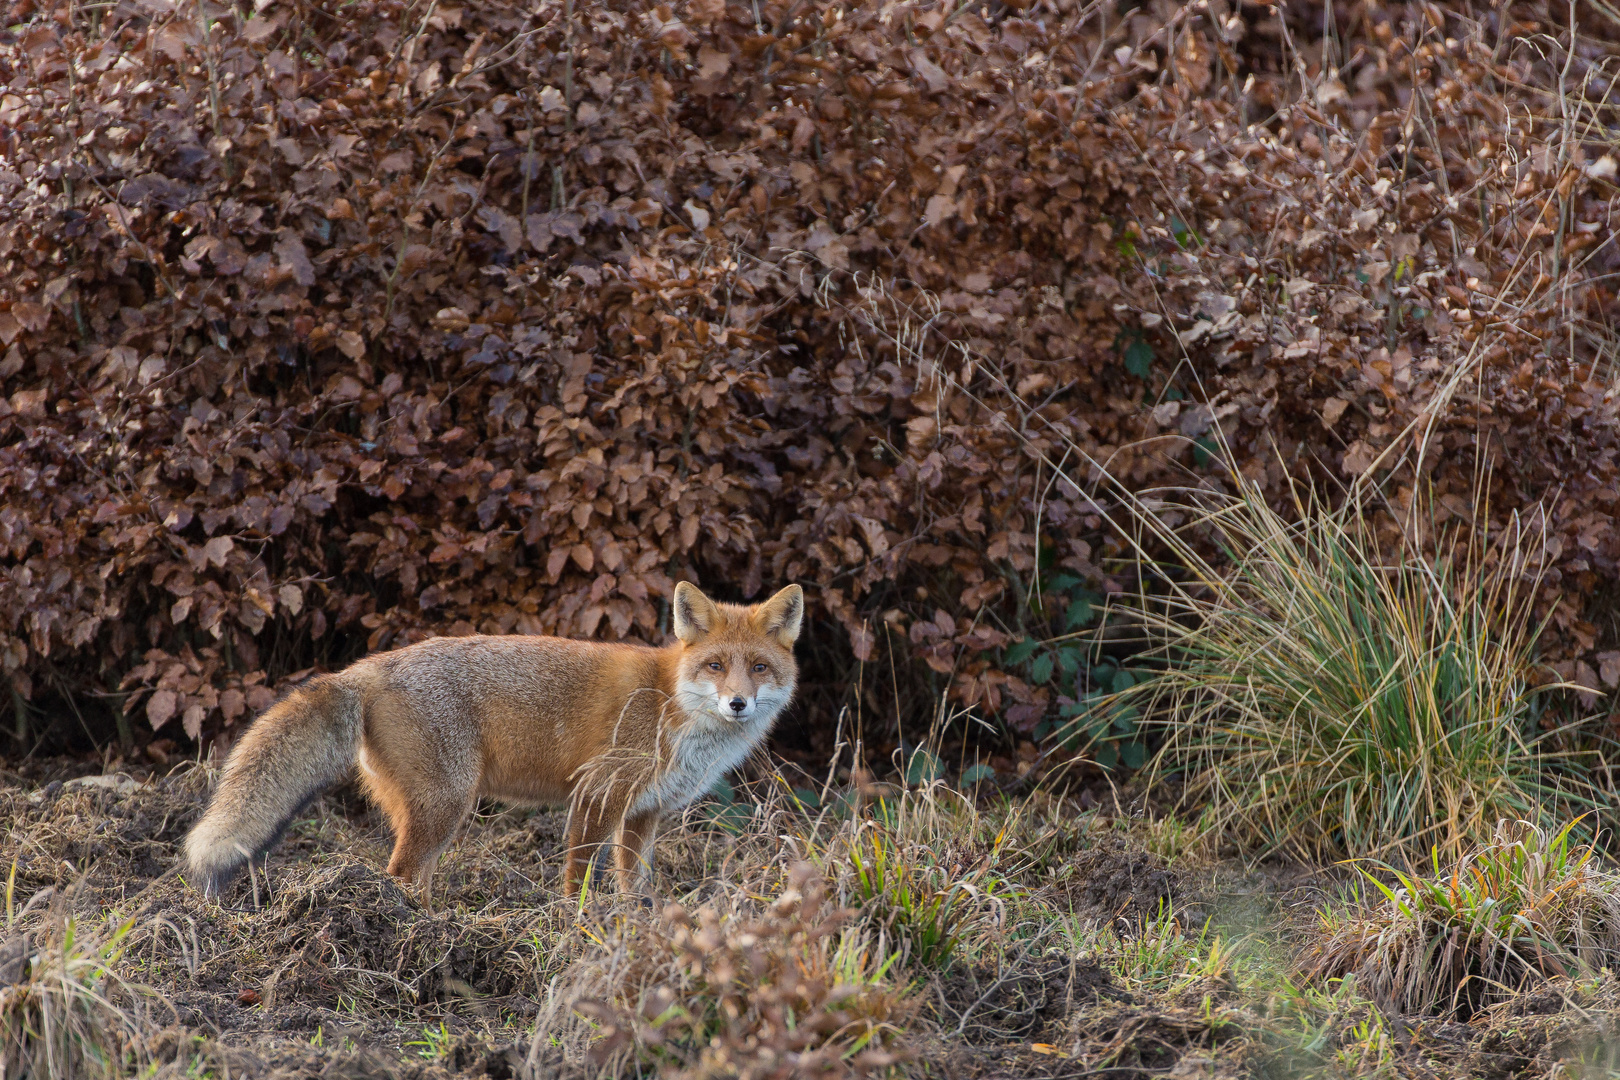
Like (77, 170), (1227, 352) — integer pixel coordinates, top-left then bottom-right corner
(708, 661), (723, 672)
(752, 663), (768, 673)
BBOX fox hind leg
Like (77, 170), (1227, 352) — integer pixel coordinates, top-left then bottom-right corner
(356, 725), (477, 902)
(385, 790), (476, 903)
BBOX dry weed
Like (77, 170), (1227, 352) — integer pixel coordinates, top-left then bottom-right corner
(535, 863), (911, 1080)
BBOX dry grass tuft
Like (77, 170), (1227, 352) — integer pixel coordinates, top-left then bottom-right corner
(1305, 819), (1620, 1018)
(815, 784), (1017, 971)
(540, 862), (912, 1080)
(1, 867), (163, 1080)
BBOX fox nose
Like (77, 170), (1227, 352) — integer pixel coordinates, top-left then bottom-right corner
(728, 697), (748, 715)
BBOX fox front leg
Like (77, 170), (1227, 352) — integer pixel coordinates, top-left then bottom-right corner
(563, 794), (628, 898)
(613, 810), (658, 896)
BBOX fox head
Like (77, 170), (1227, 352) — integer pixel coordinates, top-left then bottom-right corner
(671, 581), (803, 725)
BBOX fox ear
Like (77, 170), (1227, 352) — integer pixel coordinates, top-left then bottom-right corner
(754, 584), (804, 647)
(672, 582), (719, 644)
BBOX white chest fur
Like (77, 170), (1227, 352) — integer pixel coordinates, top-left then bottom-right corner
(632, 717), (769, 817)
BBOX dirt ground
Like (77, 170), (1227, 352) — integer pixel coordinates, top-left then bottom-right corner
(3, 759), (1617, 1079)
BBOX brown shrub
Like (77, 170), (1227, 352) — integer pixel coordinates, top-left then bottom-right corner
(0, 0), (1615, 757)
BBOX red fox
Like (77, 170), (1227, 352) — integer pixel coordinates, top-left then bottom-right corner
(184, 582), (802, 899)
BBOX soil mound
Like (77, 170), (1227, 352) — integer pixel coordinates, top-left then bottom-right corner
(1059, 839), (1190, 929)
(0, 767), (203, 901)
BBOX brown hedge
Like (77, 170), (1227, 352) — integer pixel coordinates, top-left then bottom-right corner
(0, 0), (1616, 754)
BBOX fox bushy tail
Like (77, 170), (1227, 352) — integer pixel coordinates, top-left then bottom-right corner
(185, 674), (363, 896)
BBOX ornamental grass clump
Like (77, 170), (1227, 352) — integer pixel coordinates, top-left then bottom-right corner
(1086, 470), (1589, 863)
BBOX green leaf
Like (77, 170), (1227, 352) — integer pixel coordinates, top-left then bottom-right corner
(960, 763), (996, 785)
(1124, 337), (1154, 379)
(905, 748), (944, 785)
(790, 787), (821, 810)
(709, 777), (736, 804)
(1111, 703), (1141, 733)
(1003, 637), (1038, 665)
(1065, 595), (1095, 630)
(1046, 573), (1083, 594)
(1057, 646), (1084, 678)
(1111, 668), (1136, 692)
(1029, 653), (1054, 685)
(1193, 435), (1218, 468)
(1120, 740), (1147, 769)
(1096, 743), (1120, 770)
